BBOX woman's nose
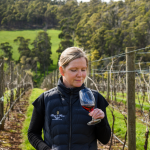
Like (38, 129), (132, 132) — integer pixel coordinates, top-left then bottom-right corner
(77, 70), (82, 76)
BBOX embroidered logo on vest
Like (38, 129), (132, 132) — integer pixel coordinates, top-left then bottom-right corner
(51, 113), (65, 120)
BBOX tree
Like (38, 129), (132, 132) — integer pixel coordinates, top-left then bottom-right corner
(0, 42), (13, 63)
(57, 17), (74, 56)
(44, 4), (58, 28)
(14, 36), (31, 59)
(32, 31), (52, 77)
(14, 36), (35, 70)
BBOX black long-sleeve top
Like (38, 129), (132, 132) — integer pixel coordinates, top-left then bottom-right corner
(28, 107), (51, 150)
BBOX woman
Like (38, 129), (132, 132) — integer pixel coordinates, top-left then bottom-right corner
(28, 47), (111, 150)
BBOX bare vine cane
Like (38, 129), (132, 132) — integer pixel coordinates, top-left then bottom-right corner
(87, 76), (99, 92)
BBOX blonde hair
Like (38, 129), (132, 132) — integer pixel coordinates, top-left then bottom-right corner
(58, 47), (88, 68)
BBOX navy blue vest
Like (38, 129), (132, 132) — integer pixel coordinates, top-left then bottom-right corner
(43, 78), (98, 150)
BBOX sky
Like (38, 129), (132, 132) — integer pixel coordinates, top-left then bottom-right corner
(78, 0), (120, 3)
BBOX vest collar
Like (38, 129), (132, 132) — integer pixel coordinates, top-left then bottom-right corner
(57, 76), (85, 98)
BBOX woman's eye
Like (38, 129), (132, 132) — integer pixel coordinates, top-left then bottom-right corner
(71, 70), (76, 72)
(82, 70), (86, 71)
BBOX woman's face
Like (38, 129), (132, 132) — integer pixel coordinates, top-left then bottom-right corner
(61, 57), (87, 88)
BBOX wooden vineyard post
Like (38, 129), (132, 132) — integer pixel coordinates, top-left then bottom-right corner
(55, 69), (57, 86)
(52, 70), (54, 88)
(106, 66), (110, 101)
(0, 58), (4, 130)
(50, 73), (52, 89)
(149, 108), (150, 121)
(87, 60), (91, 88)
(114, 74), (116, 101)
(53, 70), (55, 87)
(102, 74), (104, 93)
(16, 65), (19, 101)
(93, 69), (95, 90)
(22, 69), (25, 95)
(17, 65), (21, 101)
(148, 66), (150, 102)
(56, 69), (59, 83)
(10, 61), (14, 111)
(126, 47), (136, 150)
(52, 70), (54, 87)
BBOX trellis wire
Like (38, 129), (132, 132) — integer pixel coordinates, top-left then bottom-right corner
(92, 46), (150, 62)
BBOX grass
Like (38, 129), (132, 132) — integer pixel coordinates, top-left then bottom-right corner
(107, 107), (150, 150)
(21, 88), (44, 150)
(0, 29), (61, 65)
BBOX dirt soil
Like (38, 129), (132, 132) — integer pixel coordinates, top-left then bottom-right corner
(0, 89), (32, 150)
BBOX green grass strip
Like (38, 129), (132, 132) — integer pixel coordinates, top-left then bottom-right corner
(107, 107), (150, 150)
(21, 88), (44, 150)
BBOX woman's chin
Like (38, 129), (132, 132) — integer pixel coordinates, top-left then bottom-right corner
(73, 83), (83, 87)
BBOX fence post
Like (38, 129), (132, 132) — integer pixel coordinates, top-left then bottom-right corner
(20, 68), (23, 93)
(56, 69), (59, 84)
(114, 74), (116, 101)
(54, 70), (57, 87)
(49, 73), (51, 89)
(10, 61), (14, 111)
(148, 66), (150, 102)
(17, 65), (19, 101)
(126, 47), (136, 150)
(23, 70), (26, 94)
(106, 66), (110, 101)
(149, 108), (150, 121)
(53, 70), (55, 87)
(87, 60), (91, 88)
(93, 69), (95, 90)
(0, 58), (4, 130)
(102, 74), (104, 93)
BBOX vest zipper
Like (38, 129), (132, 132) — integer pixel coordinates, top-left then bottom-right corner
(69, 92), (73, 150)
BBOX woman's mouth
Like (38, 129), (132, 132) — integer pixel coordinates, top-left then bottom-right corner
(76, 80), (81, 82)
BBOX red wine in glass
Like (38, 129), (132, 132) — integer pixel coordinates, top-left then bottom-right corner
(82, 105), (94, 112)
(79, 88), (101, 125)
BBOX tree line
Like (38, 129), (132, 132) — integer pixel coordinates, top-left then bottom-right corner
(55, 0), (150, 65)
(1, 0), (150, 68)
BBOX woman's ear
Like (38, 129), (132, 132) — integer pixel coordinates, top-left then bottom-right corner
(59, 66), (64, 76)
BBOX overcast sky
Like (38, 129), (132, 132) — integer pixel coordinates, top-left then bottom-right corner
(78, 0), (121, 3)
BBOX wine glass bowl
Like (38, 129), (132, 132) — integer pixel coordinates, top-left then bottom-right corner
(79, 88), (101, 125)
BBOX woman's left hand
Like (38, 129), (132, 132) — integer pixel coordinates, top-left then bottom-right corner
(89, 108), (105, 120)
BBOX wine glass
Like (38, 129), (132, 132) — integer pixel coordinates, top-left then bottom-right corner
(79, 88), (101, 125)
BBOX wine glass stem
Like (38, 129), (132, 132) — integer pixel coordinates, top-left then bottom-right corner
(92, 117), (101, 122)
(92, 117), (95, 121)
